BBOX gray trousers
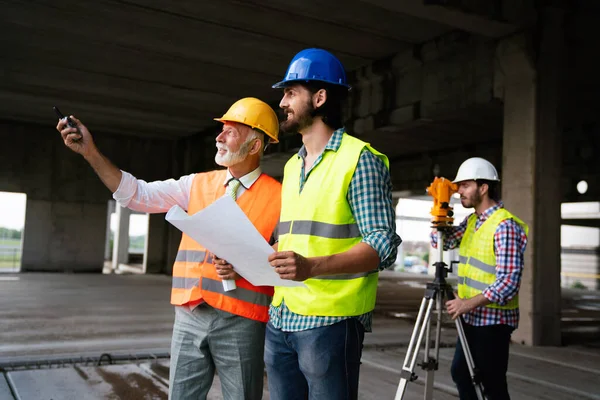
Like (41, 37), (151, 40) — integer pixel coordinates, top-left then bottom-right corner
(169, 303), (266, 400)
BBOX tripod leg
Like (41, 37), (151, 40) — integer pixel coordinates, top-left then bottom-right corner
(447, 288), (486, 400)
(394, 297), (435, 400)
(423, 290), (444, 400)
(433, 289), (443, 360)
(424, 231), (446, 399)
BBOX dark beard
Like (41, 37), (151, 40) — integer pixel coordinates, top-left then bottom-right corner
(472, 190), (483, 207)
(463, 191), (482, 208)
(280, 100), (316, 133)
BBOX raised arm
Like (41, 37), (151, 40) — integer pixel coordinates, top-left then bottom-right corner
(57, 116), (195, 213)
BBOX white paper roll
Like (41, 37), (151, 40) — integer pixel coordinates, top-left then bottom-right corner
(222, 279), (237, 292)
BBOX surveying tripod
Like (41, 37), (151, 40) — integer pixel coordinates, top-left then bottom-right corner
(394, 178), (486, 400)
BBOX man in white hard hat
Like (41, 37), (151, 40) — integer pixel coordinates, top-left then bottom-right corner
(431, 157), (529, 399)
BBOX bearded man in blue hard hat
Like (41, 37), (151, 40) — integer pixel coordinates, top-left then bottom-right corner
(265, 48), (402, 399)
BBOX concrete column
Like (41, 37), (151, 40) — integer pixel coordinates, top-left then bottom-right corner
(111, 204), (131, 271)
(165, 225), (182, 276)
(104, 200), (116, 260)
(21, 200), (106, 272)
(393, 194), (403, 269)
(144, 213), (168, 274)
(396, 218), (404, 269)
(497, 8), (564, 346)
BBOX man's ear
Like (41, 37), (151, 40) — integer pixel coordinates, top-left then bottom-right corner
(479, 182), (489, 197)
(248, 137), (262, 155)
(313, 89), (327, 108)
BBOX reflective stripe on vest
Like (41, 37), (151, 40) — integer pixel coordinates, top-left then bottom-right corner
(175, 250), (207, 263)
(171, 276), (272, 308)
(174, 250), (214, 265)
(273, 133), (389, 317)
(456, 276), (489, 291)
(457, 208), (529, 310)
(170, 170), (281, 323)
(278, 220), (360, 239)
(458, 255), (496, 275)
(172, 276), (200, 289)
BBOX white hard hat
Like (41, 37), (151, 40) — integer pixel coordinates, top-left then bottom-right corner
(453, 157), (500, 183)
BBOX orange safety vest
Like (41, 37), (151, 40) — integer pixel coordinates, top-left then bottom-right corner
(170, 170), (281, 323)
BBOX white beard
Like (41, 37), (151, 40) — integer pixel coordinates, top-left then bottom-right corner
(214, 142), (250, 167)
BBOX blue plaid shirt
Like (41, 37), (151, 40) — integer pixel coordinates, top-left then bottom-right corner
(269, 129), (402, 332)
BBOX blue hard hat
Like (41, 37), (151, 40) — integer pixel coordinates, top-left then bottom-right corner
(272, 48), (351, 90)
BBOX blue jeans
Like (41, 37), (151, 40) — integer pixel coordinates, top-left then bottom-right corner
(169, 304), (266, 400)
(264, 318), (365, 400)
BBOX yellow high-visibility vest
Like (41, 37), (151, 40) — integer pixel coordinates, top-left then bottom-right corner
(458, 208), (529, 310)
(273, 133), (389, 316)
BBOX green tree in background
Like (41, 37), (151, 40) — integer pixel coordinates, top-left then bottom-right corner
(0, 227), (22, 240)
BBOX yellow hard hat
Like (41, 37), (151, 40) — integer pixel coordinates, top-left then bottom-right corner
(214, 97), (279, 143)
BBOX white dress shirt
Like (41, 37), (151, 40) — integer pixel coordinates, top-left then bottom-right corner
(112, 167), (262, 310)
(112, 167), (263, 213)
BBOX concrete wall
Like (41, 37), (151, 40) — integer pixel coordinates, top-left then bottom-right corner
(335, 31), (505, 195)
(560, 3), (600, 202)
(144, 213), (170, 274)
(0, 120), (175, 272)
(347, 32), (497, 137)
(387, 141), (502, 195)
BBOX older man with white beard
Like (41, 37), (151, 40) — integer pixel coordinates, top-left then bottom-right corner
(56, 97), (282, 400)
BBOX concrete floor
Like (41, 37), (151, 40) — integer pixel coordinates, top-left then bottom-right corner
(1, 272), (599, 399)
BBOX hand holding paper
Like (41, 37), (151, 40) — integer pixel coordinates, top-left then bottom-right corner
(213, 254), (239, 292)
(165, 196), (305, 288)
(268, 251), (315, 281)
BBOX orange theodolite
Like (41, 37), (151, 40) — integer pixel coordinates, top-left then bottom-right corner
(426, 177), (457, 227)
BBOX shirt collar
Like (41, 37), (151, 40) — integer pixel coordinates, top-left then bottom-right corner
(478, 201), (504, 221)
(224, 167), (262, 190)
(297, 128), (345, 158)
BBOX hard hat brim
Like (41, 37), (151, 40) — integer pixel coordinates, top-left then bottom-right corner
(452, 177), (501, 184)
(272, 79), (351, 90)
(214, 118), (279, 144)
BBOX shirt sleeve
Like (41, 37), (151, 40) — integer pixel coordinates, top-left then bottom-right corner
(482, 219), (528, 305)
(347, 150), (402, 270)
(112, 170), (196, 213)
(430, 215), (469, 250)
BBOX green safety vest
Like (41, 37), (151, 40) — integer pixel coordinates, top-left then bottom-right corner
(273, 133), (389, 316)
(458, 208), (529, 309)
